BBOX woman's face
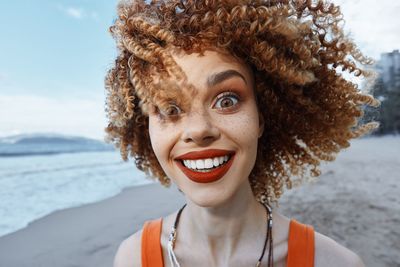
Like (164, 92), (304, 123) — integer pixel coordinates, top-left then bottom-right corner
(148, 48), (264, 207)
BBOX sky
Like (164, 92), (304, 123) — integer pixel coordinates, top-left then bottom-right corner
(0, 0), (399, 140)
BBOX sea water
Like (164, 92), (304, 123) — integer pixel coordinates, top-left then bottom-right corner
(0, 151), (151, 237)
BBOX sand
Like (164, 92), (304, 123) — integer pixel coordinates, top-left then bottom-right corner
(0, 136), (399, 267)
(0, 184), (186, 267)
(277, 136), (400, 267)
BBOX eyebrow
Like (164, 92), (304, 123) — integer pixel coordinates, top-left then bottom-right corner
(206, 69), (247, 88)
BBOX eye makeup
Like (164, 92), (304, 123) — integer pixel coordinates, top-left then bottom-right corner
(155, 104), (182, 122)
(212, 91), (241, 111)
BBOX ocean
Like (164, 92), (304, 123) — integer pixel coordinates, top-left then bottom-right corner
(0, 134), (152, 237)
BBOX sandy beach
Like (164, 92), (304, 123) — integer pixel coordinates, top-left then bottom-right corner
(0, 184), (185, 267)
(0, 136), (399, 267)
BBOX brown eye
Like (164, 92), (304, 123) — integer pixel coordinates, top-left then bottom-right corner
(159, 104), (182, 117)
(220, 98), (234, 108)
(214, 92), (239, 109)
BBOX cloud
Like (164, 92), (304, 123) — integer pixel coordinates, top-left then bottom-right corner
(0, 94), (107, 140)
(56, 5), (98, 21)
(65, 7), (84, 19)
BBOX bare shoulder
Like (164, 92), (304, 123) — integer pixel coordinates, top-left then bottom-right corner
(113, 212), (177, 267)
(113, 229), (142, 267)
(314, 231), (365, 267)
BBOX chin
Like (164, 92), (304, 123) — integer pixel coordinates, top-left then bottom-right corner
(184, 185), (236, 208)
(189, 198), (221, 208)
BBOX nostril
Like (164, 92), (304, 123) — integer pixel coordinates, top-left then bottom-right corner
(182, 133), (217, 144)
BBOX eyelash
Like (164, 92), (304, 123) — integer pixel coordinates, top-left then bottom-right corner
(157, 104), (180, 120)
(214, 91), (240, 111)
(156, 91), (241, 120)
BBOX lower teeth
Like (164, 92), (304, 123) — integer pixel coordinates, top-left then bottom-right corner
(195, 168), (217, 173)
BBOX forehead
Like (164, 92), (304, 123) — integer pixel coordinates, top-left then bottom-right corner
(167, 47), (254, 90)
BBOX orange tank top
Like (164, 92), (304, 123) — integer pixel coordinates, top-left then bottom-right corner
(141, 218), (314, 267)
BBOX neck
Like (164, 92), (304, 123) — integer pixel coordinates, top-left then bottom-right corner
(180, 180), (268, 264)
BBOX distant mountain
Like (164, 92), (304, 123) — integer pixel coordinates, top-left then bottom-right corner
(0, 133), (114, 157)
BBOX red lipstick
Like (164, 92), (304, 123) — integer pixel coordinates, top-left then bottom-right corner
(175, 149), (235, 183)
(175, 149), (235, 160)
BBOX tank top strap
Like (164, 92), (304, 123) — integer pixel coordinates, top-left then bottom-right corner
(286, 219), (315, 267)
(141, 218), (164, 267)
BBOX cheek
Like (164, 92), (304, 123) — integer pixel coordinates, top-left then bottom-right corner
(148, 117), (165, 160)
(148, 117), (177, 165)
(218, 108), (260, 146)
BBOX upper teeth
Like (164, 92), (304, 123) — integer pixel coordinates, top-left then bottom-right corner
(182, 155), (230, 170)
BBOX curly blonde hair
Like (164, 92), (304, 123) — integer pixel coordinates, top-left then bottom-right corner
(104, 0), (379, 203)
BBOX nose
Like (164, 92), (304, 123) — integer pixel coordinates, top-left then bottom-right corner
(181, 110), (220, 145)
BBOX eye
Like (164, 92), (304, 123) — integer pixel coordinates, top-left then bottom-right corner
(214, 92), (240, 110)
(158, 103), (182, 117)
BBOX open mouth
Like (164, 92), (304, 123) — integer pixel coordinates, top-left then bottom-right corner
(175, 153), (235, 183)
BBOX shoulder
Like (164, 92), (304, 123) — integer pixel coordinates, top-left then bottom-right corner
(113, 229), (142, 267)
(314, 231), (365, 267)
(113, 216), (170, 267)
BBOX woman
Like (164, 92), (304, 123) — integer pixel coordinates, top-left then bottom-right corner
(105, 0), (379, 266)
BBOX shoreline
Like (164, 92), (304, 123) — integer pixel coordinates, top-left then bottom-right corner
(0, 181), (154, 238)
(0, 183), (185, 267)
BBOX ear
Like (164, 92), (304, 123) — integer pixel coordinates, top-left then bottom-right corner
(258, 112), (265, 138)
